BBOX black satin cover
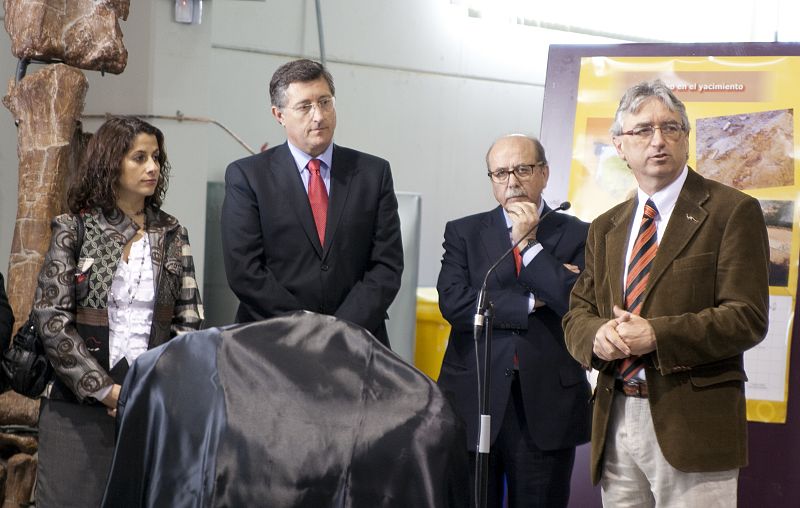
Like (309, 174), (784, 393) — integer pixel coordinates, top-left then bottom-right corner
(102, 312), (469, 507)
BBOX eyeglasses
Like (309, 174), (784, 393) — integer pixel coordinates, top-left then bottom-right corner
(619, 123), (686, 142)
(288, 96), (336, 117)
(487, 162), (545, 183)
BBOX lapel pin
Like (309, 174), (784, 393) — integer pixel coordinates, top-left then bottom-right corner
(686, 213), (698, 223)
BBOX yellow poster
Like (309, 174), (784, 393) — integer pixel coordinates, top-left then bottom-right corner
(569, 56), (800, 424)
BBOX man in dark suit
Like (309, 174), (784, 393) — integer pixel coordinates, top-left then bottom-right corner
(564, 80), (769, 506)
(221, 59), (403, 347)
(437, 135), (591, 508)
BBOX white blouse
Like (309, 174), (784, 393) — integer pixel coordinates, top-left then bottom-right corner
(108, 233), (155, 368)
(91, 233), (155, 402)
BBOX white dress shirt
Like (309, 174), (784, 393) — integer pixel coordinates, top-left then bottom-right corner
(622, 165), (688, 380)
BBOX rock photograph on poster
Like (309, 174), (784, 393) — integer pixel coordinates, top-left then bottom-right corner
(696, 109), (794, 191)
(758, 199), (794, 288)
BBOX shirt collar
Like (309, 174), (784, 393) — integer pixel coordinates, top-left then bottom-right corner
(287, 141), (334, 173)
(635, 165), (688, 220)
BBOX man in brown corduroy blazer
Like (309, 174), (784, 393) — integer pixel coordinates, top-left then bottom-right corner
(564, 80), (769, 507)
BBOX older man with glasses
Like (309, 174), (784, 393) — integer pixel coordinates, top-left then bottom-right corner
(564, 79), (770, 507)
(437, 134), (592, 507)
(221, 59), (403, 347)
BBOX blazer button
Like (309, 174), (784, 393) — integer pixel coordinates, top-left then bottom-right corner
(505, 369), (513, 377)
(321, 264), (329, 271)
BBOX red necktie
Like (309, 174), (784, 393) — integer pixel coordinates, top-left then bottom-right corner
(619, 199), (658, 381)
(513, 246), (522, 275)
(512, 244), (522, 368)
(307, 159), (328, 245)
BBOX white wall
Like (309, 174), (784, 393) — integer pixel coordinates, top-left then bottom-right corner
(0, 0), (633, 293)
(3, 0), (790, 290)
(207, 0), (621, 286)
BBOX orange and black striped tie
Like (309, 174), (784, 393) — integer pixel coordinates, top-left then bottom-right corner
(619, 199), (658, 381)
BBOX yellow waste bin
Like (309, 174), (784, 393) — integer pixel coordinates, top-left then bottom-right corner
(414, 287), (451, 381)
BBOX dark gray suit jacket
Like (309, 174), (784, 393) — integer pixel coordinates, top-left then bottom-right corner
(221, 142), (403, 347)
(437, 204), (592, 451)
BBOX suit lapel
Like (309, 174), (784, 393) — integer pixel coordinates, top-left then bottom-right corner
(606, 199), (637, 311)
(646, 170), (709, 303)
(324, 145), (353, 259)
(273, 143), (324, 257)
(480, 207), (516, 287)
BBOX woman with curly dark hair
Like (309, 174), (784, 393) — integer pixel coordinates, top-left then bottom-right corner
(32, 116), (203, 508)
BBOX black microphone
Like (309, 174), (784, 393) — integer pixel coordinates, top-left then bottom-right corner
(474, 201), (571, 317)
(470, 200), (571, 490)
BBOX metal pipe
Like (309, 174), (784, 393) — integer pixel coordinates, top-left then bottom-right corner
(314, 0), (327, 66)
(212, 43), (543, 87)
(82, 112), (256, 155)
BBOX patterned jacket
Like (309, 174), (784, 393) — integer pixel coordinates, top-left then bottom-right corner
(34, 207), (204, 402)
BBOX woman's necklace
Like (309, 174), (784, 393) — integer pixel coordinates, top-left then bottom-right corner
(109, 229), (148, 309)
(126, 208), (146, 228)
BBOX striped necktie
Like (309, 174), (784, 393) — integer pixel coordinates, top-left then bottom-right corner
(619, 199), (658, 381)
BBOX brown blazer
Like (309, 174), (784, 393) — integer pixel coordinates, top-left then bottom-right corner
(564, 169), (769, 484)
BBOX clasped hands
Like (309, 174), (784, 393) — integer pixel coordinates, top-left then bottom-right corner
(593, 305), (657, 361)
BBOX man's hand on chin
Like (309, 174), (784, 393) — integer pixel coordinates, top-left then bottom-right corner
(505, 201), (540, 245)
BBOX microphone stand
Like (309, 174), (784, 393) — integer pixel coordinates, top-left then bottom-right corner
(472, 201), (570, 508)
